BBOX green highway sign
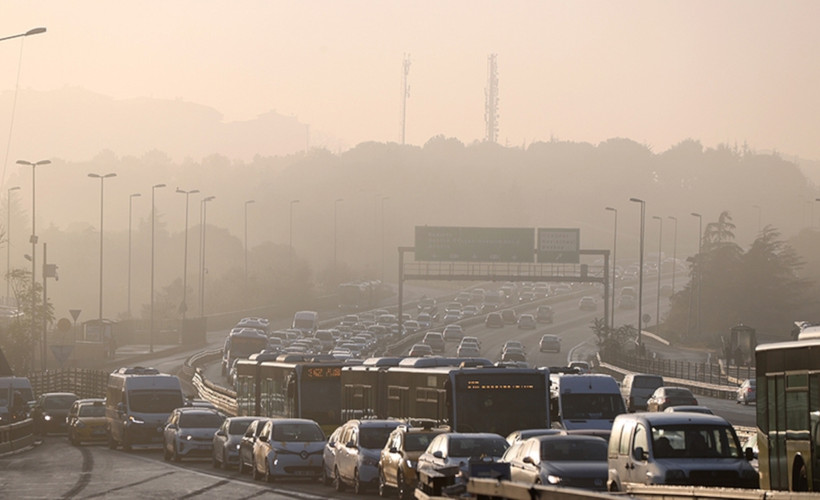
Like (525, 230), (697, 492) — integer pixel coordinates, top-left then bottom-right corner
(415, 226), (534, 262)
(537, 228), (580, 263)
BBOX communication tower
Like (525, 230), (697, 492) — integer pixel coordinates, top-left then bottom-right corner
(484, 54), (499, 143)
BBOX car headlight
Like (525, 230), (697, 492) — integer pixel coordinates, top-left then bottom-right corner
(405, 459), (416, 469)
(235, 444), (241, 450)
(44, 414), (52, 421)
(182, 434), (192, 441)
(547, 475), (562, 485)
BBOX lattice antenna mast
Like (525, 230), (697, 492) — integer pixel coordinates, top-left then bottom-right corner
(484, 53), (499, 143)
(400, 53), (411, 144)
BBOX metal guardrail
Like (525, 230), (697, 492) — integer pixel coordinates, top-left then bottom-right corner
(466, 478), (820, 500)
(0, 418), (35, 455)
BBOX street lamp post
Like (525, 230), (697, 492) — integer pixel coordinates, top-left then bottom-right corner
(244, 200), (255, 293)
(200, 196), (215, 316)
(17, 159), (50, 370)
(605, 206), (617, 330)
(334, 198), (343, 283)
(6, 186), (20, 301)
(668, 216), (678, 294)
(629, 197), (645, 347)
(0, 27), (46, 43)
(381, 196), (389, 282)
(150, 183), (166, 353)
(690, 212), (703, 339)
(289, 199), (299, 270)
(127, 193), (141, 317)
(88, 173), (117, 336)
(652, 215), (663, 330)
(175, 188), (199, 331)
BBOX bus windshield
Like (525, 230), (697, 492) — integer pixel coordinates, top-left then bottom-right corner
(454, 373), (548, 435)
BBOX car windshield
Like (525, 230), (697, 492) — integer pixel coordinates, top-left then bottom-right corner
(272, 422), (325, 442)
(229, 419), (254, 435)
(179, 412), (224, 428)
(449, 436), (508, 458)
(541, 438), (607, 461)
(43, 395), (77, 410)
(561, 393), (624, 420)
(360, 426), (395, 449)
(651, 425), (742, 459)
(129, 390), (185, 413)
(78, 405), (105, 417)
(405, 432), (439, 451)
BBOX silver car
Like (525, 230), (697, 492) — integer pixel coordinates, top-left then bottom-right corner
(212, 416), (256, 469)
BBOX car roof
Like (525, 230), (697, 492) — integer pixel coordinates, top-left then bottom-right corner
(617, 412), (729, 426)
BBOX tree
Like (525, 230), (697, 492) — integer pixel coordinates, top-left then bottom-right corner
(0, 268), (55, 374)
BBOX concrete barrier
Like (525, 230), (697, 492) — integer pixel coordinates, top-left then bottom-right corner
(0, 418), (35, 455)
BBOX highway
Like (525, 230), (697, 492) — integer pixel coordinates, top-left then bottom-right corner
(1, 280), (756, 498)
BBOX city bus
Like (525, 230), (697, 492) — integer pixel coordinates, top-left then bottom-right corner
(366, 364), (550, 437)
(756, 333), (820, 491)
(234, 355), (345, 431)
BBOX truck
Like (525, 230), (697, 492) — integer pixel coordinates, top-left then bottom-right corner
(292, 310), (319, 336)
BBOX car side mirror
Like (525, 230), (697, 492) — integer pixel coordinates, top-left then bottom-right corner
(433, 451), (444, 459)
(389, 446), (399, 454)
(167, 423), (178, 430)
(523, 456), (534, 465)
(633, 446), (647, 461)
(745, 447), (755, 461)
(258, 434), (268, 442)
(216, 430), (226, 437)
(346, 440), (357, 449)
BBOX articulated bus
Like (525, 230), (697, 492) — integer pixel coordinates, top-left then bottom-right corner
(756, 334), (820, 492)
(342, 361), (550, 437)
(234, 355), (345, 431)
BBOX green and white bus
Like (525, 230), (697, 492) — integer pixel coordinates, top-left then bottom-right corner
(756, 329), (820, 491)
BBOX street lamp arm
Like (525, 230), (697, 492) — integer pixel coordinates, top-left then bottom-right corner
(0, 27), (46, 43)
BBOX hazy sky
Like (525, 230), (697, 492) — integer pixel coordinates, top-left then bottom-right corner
(3, 1), (820, 159)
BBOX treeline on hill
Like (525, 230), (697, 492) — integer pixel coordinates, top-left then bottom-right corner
(1, 137), (819, 361)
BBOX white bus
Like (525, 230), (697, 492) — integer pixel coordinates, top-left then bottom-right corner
(549, 373), (626, 431)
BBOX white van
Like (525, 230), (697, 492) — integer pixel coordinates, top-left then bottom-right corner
(550, 373), (625, 431)
(105, 367), (185, 450)
(0, 376), (34, 424)
(607, 412), (758, 491)
(621, 373), (664, 412)
(292, 310), (319, 336)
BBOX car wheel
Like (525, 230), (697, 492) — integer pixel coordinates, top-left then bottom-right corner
(353, 468), (364, 494)
(252, 459), (262, 481)
(321, 463), (331, 486)
(172, 443), (181, 462)
(378, 469), (388, 497)
(265, 461), (275, 483)
(334, 466), (346, 492)
(397, 470), (409, 500)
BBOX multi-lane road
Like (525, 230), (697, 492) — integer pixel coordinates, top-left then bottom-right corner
(2, 281), (755, 499)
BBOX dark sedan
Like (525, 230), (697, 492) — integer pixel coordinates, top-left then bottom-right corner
(646, 386), (698, 412)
